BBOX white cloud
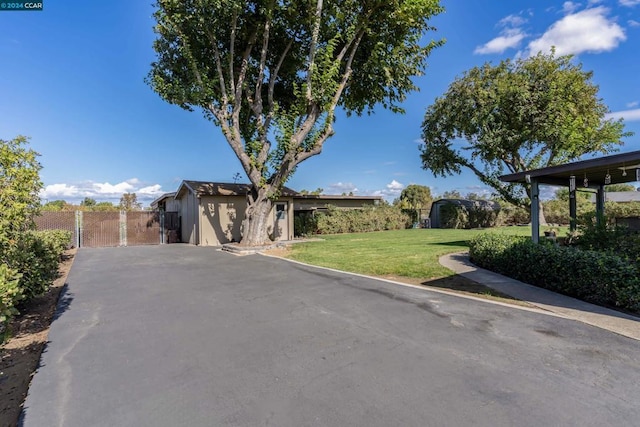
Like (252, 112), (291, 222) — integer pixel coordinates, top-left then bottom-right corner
(499, 14), (528, 27)
(138, 184), (164, 195)
(526, 7), (625, 56)
(620, 0), (640, 7)
(387, 180), (404, 191)
(475, 13), (528, 55)
(475, 29), (527, 54)
(369, 180), (405, 201)
(627, 101), (639, 108)
(93, 181), (135, 195)
(328, 182), (359, 194)
(40, 183), (81, 198)
(562, 1), (581, 14)
(606, 108), (640, 121)
(629, 19), (640, 27)
(39, 179), (166, 204)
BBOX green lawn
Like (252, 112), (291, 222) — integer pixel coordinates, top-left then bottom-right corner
(287, 227), (545, 280)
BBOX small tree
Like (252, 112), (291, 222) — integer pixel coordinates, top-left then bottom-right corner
(397, 184), (432, 223)
(119, 193), (141, 211)
(420, 51), (631, 221)
(80, 197), (97, 207)
(148, 0), (445, 245)
(42, 200), (68, 211)
(0, 136), (42, 240)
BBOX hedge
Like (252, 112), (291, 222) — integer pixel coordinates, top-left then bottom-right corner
(315, 205), (411, 234)
(1, 229), (71, 334)
(469, 233), (640, 312)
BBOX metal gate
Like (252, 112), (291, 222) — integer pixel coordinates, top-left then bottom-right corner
(36, 211), (165, 248)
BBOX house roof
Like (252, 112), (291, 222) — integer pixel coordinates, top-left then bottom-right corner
(602, 191), (640, 203)
(150, 192), (176, 208)
(176, 180), (300, 198)
(294, 194), (383, 201)
(500, 150), (640, 186)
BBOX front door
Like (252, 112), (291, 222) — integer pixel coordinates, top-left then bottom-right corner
(273, 202), (289, 241)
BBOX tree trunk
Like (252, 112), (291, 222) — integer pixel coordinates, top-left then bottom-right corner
(240, 189), (273, 246)
(538, 199), (548, 226)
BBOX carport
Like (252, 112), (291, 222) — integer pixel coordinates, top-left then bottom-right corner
(500, 150), (640, 243)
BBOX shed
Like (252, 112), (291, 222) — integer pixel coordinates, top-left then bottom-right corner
(429, 199), (500, 228)
(174, 181), (297, 246)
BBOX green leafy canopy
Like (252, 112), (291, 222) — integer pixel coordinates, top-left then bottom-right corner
(420, 51), (632, 208)
(148, 0), (445, 193)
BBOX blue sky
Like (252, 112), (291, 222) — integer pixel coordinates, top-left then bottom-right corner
(1, 0), (639, 206)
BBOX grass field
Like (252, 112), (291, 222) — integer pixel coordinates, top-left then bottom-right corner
(286, 226), (546, 280)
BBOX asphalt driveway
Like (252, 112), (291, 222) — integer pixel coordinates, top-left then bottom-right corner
(21, 245), (640, 426)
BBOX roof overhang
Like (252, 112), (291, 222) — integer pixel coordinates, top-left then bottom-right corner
(500, 150), (640, 187)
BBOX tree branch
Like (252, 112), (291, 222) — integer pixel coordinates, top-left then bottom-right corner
(307, 0), (323, 101)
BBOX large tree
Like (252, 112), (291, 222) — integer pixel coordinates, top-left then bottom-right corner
(420, 51), (631, 216)
(148, 0), (444, 245)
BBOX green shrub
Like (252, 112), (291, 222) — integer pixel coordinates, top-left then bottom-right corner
(3, 230), (71, 301)
(469, 233), (640, 312)
(315, 205), (411, 234)
(294, 212), (319, 236)
(0, 264), (23, 329)
(439, 203), (468, 229)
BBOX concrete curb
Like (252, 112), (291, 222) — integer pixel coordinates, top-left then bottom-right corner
(440, 252), (640, 341)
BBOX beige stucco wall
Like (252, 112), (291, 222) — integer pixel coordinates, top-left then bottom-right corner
(198, 195), (294, 246)
(179, 191), (198, 244)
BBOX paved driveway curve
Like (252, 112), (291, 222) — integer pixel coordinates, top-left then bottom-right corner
(22, 245), (640, 426)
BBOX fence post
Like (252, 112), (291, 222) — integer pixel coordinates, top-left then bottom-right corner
(120, 211), (127, 246)
(160, 211), (165, 244)
(75, 210), (83, 248)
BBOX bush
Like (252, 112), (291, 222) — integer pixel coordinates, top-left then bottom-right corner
(294, 212), (319, 237)
(3, 230), (71, 301)
(469, 233), (640, 312)
(438, 202), (500, 229)
(0, 264), (23, 331)
(315, 205), (411, 234)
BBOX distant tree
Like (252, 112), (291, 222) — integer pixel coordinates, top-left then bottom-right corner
(42, 200), (68, 211)
(605, 184), (636, 192)
(0, 136), (42, 239)
(440, 190), (462, 199)
(420, 51), (631, 224)
(466, 192), (490, 200)
(397, 184), (432, 222)
(148, 0), (445, 246)
(93, 201), (119, 212)
(554, 188), (591, 202)
(232, 172), (242, 184)
(119, 193), (141, 211)
(300, 188), (324, 196)
(80, 197), (97, 207)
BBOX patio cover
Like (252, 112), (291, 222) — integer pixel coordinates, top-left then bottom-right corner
(500, 150), (640, 242)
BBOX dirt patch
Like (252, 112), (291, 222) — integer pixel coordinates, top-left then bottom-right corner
(264, 247), (534, 308)
(0, 249), (76, 427)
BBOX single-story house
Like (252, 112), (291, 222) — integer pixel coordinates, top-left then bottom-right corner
(159, 181), (382, 246)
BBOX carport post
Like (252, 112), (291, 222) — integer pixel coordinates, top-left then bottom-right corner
(530, 179), (539, 243)
(595, 184), (606, 227)
(569, 176), (577, 232)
